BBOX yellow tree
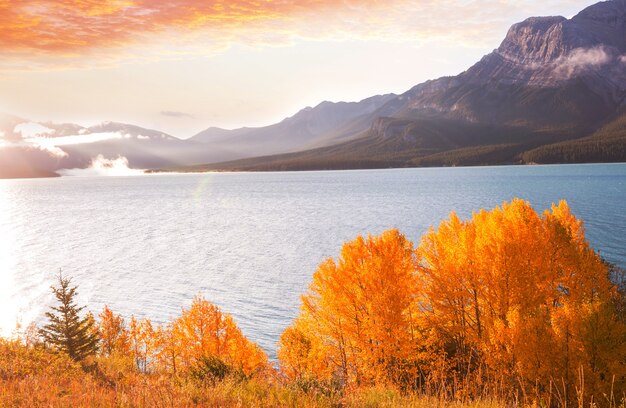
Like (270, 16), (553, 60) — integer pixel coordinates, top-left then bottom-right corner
(278, 318), (331, 382)
(155, 296), (269, 378)
(416, 199), (625, 402)
(154, 320), (184, 375)
(416, 212), (480, 367)
(544, 201), (625, 400)
(128, 316), (155, 373)
(98, 306), (129, 357)
(279, 229), (420, 387)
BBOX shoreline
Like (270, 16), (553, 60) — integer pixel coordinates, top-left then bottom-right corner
(2, 161), (625, 180)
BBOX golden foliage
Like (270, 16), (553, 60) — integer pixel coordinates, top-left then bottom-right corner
(280, 199), (626, 405)
(98, 305), (130, 357)
(418, 199), (625, 402)
(280, 229), (422, 387)
(154, 295), (269, 377)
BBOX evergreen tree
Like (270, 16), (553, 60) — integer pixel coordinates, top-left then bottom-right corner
(39, 272), (99, 361)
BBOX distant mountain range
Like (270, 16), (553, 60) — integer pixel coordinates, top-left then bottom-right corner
(1, 0), (625, 178)
(191, 94), (397, 157)
(0, 95), (397, 178)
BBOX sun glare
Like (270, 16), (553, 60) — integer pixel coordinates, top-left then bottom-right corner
(0, 180), (20, 337)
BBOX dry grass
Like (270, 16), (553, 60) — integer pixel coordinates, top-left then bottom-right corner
(0, 339), (501, 407)
(1, 339), (623, 407)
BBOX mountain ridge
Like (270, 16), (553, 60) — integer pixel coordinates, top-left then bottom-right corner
(166, 0), (625, 172)
(1, 0), (625, 178)
(189, 93), (397, 157)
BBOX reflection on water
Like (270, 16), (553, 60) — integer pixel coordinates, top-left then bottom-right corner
(0, 183), (17, 335)
(2, 164), (626, 356)
(0, 181), (22, 336)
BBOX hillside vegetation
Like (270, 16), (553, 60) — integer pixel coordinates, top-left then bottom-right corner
(522, 112), (626, 164)
(2, 199), (625, 407)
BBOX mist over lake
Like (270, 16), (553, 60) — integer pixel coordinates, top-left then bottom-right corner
(2, 163), (625, 357)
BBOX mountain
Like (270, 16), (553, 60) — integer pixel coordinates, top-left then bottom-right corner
(0, 119), (207, 178)
(57, 121), (205, 169)
(2, 0), (625, 178)
(0, 95), (397, 178)
(190, 94), (396, 158)
(173, 0), (626, 172)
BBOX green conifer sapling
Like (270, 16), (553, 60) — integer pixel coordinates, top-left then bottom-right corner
(39, 271), (98, 361)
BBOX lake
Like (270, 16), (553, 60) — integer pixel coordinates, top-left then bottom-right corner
(1, 163), (625, 357)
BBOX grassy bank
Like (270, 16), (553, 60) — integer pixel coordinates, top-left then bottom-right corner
(0, 338), (511, 407)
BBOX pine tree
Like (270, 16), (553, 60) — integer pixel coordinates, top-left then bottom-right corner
(39, 272), (99, 361)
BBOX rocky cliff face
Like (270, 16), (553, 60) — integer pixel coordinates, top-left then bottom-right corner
(463, 0), (626, 91)
(300, 0), (626, 168)
(389, 0), (626, 129)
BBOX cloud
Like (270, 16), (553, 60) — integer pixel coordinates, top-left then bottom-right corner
(0, 138), (68, 158)
(1, 130), (132, 159)
(0, 0), (593, 69)
(26, 131), (126, 146)
(57, 155), (144, 176)
(161, 111), (195, 118)
(35, 144), (68, 158)
(13, 122), (56, 138)
(552, 46), (616, 79)
(0, 0), (387, 54)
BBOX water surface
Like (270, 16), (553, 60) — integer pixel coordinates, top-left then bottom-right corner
(1, 163), (625, 356)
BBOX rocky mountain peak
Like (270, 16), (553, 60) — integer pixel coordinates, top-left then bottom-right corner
(498, 16), (569, 64)
(458, 0), (626, 91)
(495, 0), (626, 66)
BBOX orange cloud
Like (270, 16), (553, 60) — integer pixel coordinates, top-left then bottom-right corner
(0, 0), (389, 54)
(0, 0), (589, 69)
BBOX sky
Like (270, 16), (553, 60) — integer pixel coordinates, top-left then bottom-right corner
(0, 0), (595, 138)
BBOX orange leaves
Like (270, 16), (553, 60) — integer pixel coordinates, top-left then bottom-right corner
(547, 200), (586, 248)
(98, 305), (129, 356)
(173, 296), (229, 371)
(164, 295), (269, 377)
(280, 199), (625, 403)
(128, 316), (154, 372)
(93, 296), (270, 378)
(3, 199), (624, 405)
(280, 229), (419, 386)
(418, 199), (624, 399)
(278, 324), (312, 380)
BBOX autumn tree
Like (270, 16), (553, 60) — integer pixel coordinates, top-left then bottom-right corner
(154, 295), (269, 378)
(39, 272), (99, 362)
(416, 199), (625, 402)
(154, 322), (184, 375)
(279, 229), (421, 387)
(128, 316), (155, 373)
(98, 306), (130, 357)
